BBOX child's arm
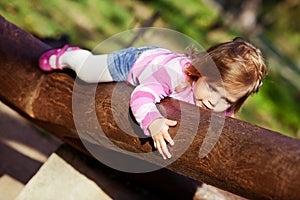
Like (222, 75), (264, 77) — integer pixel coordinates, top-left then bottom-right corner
(130, 80), (177, 159)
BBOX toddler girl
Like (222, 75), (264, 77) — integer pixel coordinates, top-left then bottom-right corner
(39, 37), (267, 159)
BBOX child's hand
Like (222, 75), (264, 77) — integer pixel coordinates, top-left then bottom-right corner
(149, 118), (177, 159)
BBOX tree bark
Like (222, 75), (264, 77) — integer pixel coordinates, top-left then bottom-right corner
(1, 15), (300, 199)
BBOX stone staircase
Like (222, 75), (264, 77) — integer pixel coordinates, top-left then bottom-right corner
(1, 144), (160, 200)
(15, 152), (112, 200)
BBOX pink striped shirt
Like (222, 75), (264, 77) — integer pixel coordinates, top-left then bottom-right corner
(127, 48), (196, 136)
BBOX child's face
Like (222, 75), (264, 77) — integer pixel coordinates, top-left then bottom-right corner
(193, 77), (241, 112)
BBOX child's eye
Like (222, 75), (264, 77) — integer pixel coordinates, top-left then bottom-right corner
(208, 85), (217, 92)
(222, 97), (232, 105)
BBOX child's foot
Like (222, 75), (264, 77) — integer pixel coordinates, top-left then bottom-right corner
(39, 44), (81, 71)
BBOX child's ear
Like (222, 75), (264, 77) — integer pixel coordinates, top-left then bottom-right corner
(185, 64), (202, 78)
(224, 106), (235, 118)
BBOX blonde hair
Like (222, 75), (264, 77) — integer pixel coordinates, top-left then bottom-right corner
(184, 37), (267, 115)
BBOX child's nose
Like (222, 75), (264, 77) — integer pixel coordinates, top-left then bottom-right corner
(214, 102), (229, 112)
(210, 93), (221, 105)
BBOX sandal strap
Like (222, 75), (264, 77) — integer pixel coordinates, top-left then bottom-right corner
(55, 44), (70, 70)
(55, 45), (82, 69)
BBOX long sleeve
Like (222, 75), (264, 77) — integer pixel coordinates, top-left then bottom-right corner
(130, 68), (173, 136)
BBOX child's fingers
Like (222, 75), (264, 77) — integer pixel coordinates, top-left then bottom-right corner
(153, 134), (171, 159)
(165, 119), (177, 127)
(155, 139), (167, 160)
(151, 121), (176, 159)
(159, 136), (171, 159)
(163, 129), (174, 146)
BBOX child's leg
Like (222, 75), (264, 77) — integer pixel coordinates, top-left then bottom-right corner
(60, 50), (113, 83)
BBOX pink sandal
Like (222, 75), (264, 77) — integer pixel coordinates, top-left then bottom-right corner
(39, 44), (81, 71)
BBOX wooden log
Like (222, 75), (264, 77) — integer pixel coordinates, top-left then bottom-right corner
(1, 15), (300, 199)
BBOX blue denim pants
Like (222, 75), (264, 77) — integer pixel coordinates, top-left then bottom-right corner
(107, 46), (157, 81)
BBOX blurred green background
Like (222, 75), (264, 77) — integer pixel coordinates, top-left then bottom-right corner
(1, 0), (299, 138)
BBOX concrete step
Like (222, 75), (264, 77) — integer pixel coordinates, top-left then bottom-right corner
(0, 174), (24, 200)
(14, 145), (163, 200)
(16, 153), (112, 200)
